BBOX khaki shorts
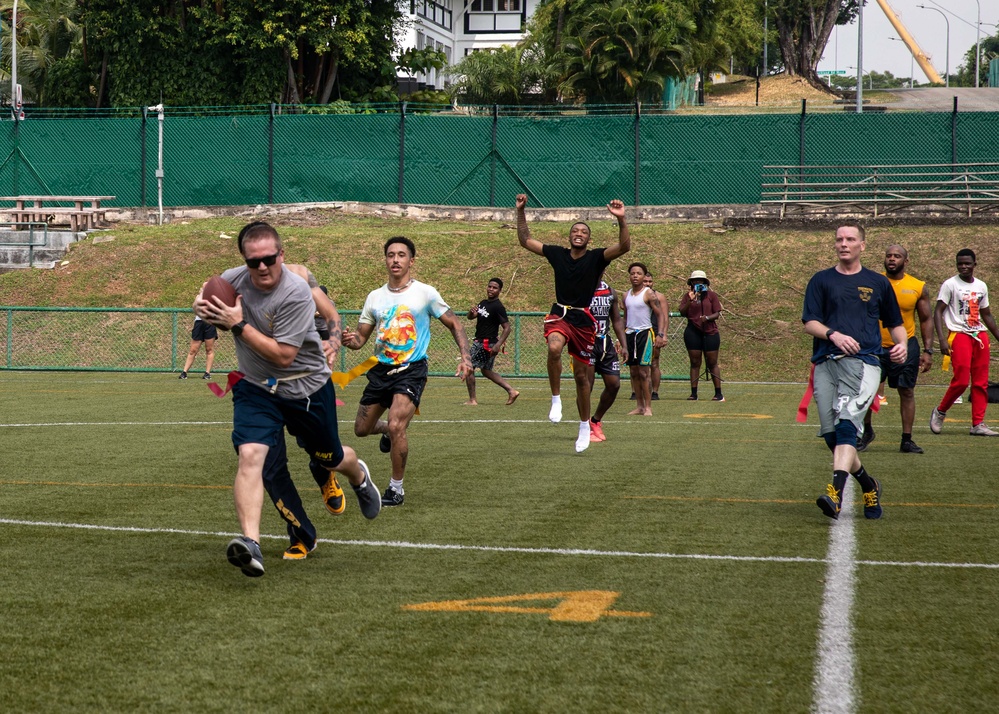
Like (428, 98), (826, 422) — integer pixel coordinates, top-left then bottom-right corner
(813, 357), (881, 437)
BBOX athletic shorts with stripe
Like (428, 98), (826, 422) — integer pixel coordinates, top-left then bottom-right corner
(543, 312), (596, 362)
(625, 328), (655, 367)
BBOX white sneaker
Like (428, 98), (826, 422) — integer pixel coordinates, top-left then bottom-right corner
(549, 398), (563, 423)
(954, 396), (964, 404)
(929, 407), (946, 434)
(575, 422), (591, 452)
(970, 422), (999, 437)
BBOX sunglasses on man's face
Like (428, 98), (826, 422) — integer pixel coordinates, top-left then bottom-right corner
(245, 253), (280, 269)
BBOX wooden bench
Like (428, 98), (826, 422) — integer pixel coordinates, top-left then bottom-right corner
(761, 165), (999, 218)
(0, 195), (115, 231)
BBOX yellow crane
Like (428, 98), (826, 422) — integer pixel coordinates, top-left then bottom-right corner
(874, 0), (945, 85)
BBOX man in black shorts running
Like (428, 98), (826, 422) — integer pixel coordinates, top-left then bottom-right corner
(464, 277), (519, 406)
(515, 193), (631, 452)
(587, 280), (628, 442)
(343, 236), (473, 506)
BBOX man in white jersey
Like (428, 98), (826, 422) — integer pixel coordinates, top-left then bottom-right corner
(622, 262), (667, 416)
(930, 248), (999, 436)
(344, 236), (473, 506)
(195, 222), (380, 577)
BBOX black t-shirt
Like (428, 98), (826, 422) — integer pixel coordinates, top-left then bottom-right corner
(472, 297), (509, 343)
(543, 244), (610, 326)
(802, 266), (903, 365)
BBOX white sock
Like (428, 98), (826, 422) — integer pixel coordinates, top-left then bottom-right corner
(575, 421), (591, 452)
(389, 478), (404, 494)
(549, 395), (563, 423)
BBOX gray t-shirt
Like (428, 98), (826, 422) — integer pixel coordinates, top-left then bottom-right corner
(221, 265), (330, 399)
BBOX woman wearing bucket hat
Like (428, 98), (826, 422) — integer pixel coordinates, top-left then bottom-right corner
(678, 270), (724, 401)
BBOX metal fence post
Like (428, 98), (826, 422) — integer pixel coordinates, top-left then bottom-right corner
(799, 99), (806, 167)
(141, 106), (147, 207)
(12, 110), (19, 194)
(951, 96), (958, 164)
(268, 103), (276, 205)
(634, 100), (641, 207)
(489, 104), (498, 207)
(171, 311), (178, 370)
(6, 309), (12, 367)
(398, 102), (407, 204)
(514, 314), (521, 374)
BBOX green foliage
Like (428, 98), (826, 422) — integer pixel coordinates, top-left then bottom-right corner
(827, 70), (918, 91)
(953, 32), (999, 87)
(771, 0), (862, 80)
(447, 43), (558, 105)
(78, 0), (402, 107)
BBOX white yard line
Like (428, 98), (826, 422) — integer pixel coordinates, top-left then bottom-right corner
(0, 515), (996, 570)
(812, 478), (857, 714)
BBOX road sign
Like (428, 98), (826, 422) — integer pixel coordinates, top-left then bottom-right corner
(818, 70), (847, 76)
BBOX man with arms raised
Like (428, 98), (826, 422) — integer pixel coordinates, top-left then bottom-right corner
(858, 244), (934, 454)
(802, 221), (906, 521)
(196, 222), (379, 577)
(515, 193), (630, 452)
(930, 249), (999, 437)
(344, 236), (473, 506)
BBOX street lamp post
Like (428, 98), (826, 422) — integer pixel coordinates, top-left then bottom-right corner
(973, 0), (981, 88)
(916, 5), (949, 88)
(888, 36), (914, 88)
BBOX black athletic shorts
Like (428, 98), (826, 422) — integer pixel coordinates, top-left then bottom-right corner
(590, 334), (620, 376)
(192, 320), (218, 341)
(470, 340), (497, 371)
(360, 359), (429, 409)
(683, 323), (720, 353)
(879, 336), (920, 390)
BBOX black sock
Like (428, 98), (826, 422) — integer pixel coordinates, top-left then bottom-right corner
(591, 417), (601, 425)
(852, 465), (876, 492)
(832, 470), (848, 500)
(901, 432), (912, 443)
(691, 387), (698, 398)
(714, 388), (723, 397)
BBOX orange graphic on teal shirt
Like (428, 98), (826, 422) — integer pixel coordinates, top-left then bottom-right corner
(376, 306), (417, 364)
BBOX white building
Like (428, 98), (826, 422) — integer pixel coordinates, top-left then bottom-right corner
(398, 0), (541, 91)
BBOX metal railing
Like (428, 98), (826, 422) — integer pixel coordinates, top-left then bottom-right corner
(761, 163), (999, 218)
(1, 307), (690, 379)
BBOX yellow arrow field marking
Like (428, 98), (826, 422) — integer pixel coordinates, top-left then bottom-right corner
(403, 590), (651, 622)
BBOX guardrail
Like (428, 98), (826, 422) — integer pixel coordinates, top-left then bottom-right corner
(1, 307), (690, 379)
(761, 163), (999, 218)
(0, 223), (49, 267)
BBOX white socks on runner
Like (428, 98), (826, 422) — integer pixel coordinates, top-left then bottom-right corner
(549, 395), (562, 423)
(575, 420), (590, 453)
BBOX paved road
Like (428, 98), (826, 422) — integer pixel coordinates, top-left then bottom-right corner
(881, 87), (999, 111)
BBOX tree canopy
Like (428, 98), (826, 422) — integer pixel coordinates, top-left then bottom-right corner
(771, 0), (861, 90)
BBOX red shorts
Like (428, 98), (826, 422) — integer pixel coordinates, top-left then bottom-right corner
(544, 311), (596, 363)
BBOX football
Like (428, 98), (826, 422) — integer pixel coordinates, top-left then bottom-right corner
(202, 276), (238, 330)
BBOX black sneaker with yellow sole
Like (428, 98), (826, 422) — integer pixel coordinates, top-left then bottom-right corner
(816, 484), (841, 520)
(321, 472), (345, 515)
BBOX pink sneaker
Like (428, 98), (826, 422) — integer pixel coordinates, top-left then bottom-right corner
(589, 420), (606, 442)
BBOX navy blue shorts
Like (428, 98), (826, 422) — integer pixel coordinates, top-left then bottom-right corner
(231, 378), (344, 469)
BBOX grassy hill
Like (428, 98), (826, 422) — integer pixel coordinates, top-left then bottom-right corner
(0, 208), (994, 383)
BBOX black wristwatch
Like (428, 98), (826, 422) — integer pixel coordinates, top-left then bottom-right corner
(825, 329), (836, 340)
(923, 348), (933, 355)
(231, 320), (247, 337)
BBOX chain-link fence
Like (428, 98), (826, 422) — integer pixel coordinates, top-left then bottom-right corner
(1, 307), (689, 379)
(0, 104), (996, 210)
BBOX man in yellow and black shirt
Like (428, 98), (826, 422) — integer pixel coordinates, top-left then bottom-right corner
(859, 244), (934, 454)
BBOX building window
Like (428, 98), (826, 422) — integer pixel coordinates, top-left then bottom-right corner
(416, 0), (453, 31)
(470, 0), (521, 11)
(416, 31), (425, 50)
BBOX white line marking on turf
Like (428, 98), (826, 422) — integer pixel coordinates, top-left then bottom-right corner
(813, 479), (857, 714)
(0, 517), (996, 569)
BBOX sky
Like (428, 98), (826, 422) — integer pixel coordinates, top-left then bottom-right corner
(813, 0), (997, 82)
